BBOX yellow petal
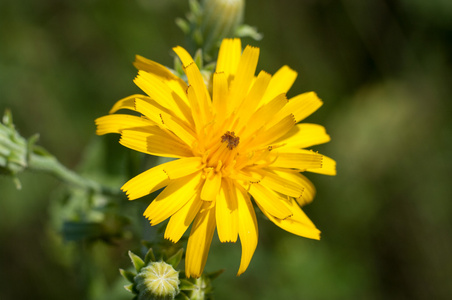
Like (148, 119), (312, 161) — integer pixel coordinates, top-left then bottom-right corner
(278, 92), (323, 123)
(165, 78), (190, 106)
(261, 65), (298, 105)
(133, 71), (192, 123)
(255, 170), (303, 198)
(200, 170), (222, 201)
(270, 170), (316, 206)
(186, 85), (205, 133)
(162, 157), (204, 179)
(236, 184), (258, 275)
(121, 157), (202, 200)
(109, 94), (150, 114)
(158, 112), (197, 148)
(235, 70), (271, 127)
(216, 179), (238, 243)
(120, 126), (192, 158)
(307, 155), (336, 176)
(247, 114), (296, 149)
(95, 114), (152, 135)
(257, 197), (320, 240)
(134, 98), (197, 148)
(173, 46), (212, 122)
(228, 45), (260, 114)
(270, 149), (323, 170)
(164, 194), (203, 243)
(275, 123), (331, 149)
(247, 183), (293, 219)
(121, 166), (169, 201)
(134, 54), (187, 86)
(239, 93), (287, 141)
(185, 201), (216, 278)
(212, 72), (228, 119)
(216, 38), (242, 78)
(144, 171), (202, 225)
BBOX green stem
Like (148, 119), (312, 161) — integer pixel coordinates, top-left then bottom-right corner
(29, 152), (120, 197)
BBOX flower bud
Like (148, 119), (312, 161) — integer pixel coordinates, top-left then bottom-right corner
(201, 0), (244, 52)
(176, 0), (252, 61)
(135, 261), (180, 300)
(0, 109), (35, 188)
(121, 248), (183, 300)
(179, 269), (224, 300)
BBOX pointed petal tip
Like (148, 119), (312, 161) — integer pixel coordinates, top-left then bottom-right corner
(236, 262), (250, 277)
(218, 237), (238, 243)
(120, 187), (138, 201)
(164, 235), (178, 244)
(185, 272), (201, 279)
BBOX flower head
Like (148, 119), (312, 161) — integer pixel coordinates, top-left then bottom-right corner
(96, 38), (336, 278)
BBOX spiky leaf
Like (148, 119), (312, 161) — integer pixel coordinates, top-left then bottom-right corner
(128, 251), (145, 272)
(206, 269), (224, 280)
(120, 268), (136, 283)
(176, 292), (191, 300)
(144, 248), (156, 265)
(124, 284), (135, 294)
(179, 279), (196, 291)
(166, 248), (184, 269)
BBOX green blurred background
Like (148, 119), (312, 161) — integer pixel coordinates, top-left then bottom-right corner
(1, 0), (452, 299)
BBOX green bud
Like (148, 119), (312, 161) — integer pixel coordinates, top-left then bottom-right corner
(0, 110), (120, 195)
(121, 248), (183, 300)
(201, 0), (244, 49)
(177, 0), (262, 63)
(179, 270), (224, 300)
(0, 109), (33, 188)
(135, 261), (180, 300)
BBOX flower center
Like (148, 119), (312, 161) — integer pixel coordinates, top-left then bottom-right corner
(221, 131), (240, 150)
(203, 130), (241, 175)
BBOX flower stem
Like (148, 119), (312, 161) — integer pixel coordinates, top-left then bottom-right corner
(28, 151), (120, 197)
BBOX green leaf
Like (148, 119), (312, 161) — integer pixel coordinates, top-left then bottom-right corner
(128, 251), (145, 272)
(12, 175), (22, 190)
(144, 248), (156, 265)
(176, 292), (191, 300)
(173, 56), (184, 77)
(235, 24), (263, 41)
(124, 284), (135, 294)
(193, 29), (203, 47)
(203, 62), (216, 72)
(179, 279), (196, 291)
(2, 109), (13, 127)
(188, 0), (201, 16)
(206, 269), (224, 280)
(119, 268), (136, 283)
(166, 248), (184, 269)
(193, 49), (203, 69)
(176, 18), (190, 34)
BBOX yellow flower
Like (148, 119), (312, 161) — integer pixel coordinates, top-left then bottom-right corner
(96, 38), (336, 278)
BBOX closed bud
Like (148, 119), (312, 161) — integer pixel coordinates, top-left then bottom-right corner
(201, 0), (244, 53)
(121, 248), (183, 300)
(135, 261), (180, 300)
(0, 109), (36, 189)
(177, 0), (250, 62)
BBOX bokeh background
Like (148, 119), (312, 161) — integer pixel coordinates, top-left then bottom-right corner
(1, 0), (452, 299)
